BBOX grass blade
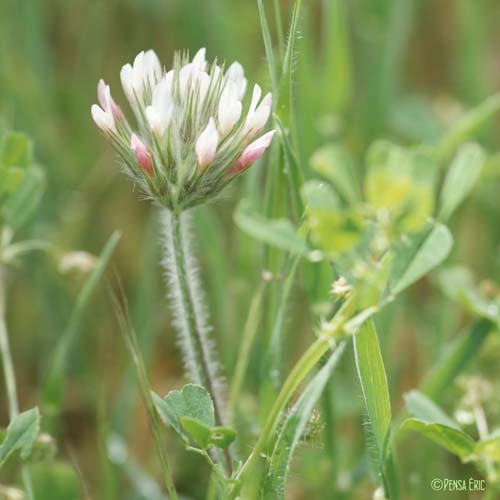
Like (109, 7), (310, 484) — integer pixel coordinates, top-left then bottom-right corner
(257, 0), (279, 96)
(354, 320), (398, 499)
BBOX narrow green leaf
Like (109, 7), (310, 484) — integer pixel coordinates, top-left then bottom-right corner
(277, 0), (303, 126)
(389, 222), (453, 295)
(438, 143), (484, 221)
(274, 115), (304, 220)
(0, 407), (40, 469)
(404, 390), (459, 429)
(401, 418), (475, 460)
(257, 0), (279, 95)
(41, 231), (121, 412)
(234, 200), (309, 255)
(354, 321), (397, 498)
(263, 341), (347, 500)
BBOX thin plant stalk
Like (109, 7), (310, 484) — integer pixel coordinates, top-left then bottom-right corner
(0, 267), (35, 500)
(161, 210), (226, 423)
(110, 283), (179, 500)
(162, 209), (232, 473)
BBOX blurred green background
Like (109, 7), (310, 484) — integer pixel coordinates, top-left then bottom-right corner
(1, 0), (500, 498)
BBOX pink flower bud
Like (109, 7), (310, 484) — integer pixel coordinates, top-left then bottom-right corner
(130, 134), (153, 177)
(230, 130), (275, 175)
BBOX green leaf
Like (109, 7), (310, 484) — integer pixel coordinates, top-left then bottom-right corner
(438, 143), (484, 221)
(263, 341), (347, 500)
(0, 407), (40, 469)
(234, 200), (309, 256)
(154, 384), (215, 442)
(2, 164), (46, 229)
(277, 0), (303, 127)
(257, 0), (278, 95)
(180, 417), (211, 448)
(208, 426), (236, 449)
(389, 222), (453, 295)
(404, 390), (459, 429)
(401, 418), (475, 460)
(0, 132), (33, 168)
(156, 384), (236, 450)
(41, 231), (121, 413)
(310, 143), (361, 204)
(354, 321), (397, 498)
(274, 115), (304, 220)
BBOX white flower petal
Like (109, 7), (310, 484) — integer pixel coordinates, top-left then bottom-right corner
(195, 117), (219, 169)
(91, 104), (114, 132)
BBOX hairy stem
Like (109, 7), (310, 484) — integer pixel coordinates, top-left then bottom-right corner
(0, 267), (35, 500)
(162, 209), (230, 470)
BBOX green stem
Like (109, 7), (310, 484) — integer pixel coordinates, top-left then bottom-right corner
(229, 296), (356, 498)
(163, 209), (231, 473)
(0, 267), (35, 500)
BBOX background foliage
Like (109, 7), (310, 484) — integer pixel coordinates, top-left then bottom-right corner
(1, 0), (500, 498)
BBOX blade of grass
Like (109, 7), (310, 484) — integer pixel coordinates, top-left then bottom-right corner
(277, 0), (303, 129)
(354, 320), (398, 499)
(274, 115), (304, 220)
(257, 0), (279, 96)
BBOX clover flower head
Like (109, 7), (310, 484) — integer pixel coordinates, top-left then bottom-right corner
(91, 48), (275, 209)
